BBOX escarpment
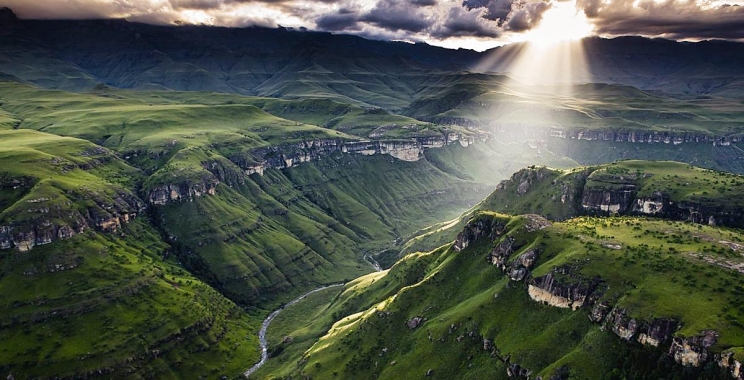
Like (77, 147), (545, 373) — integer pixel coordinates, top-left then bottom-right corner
(453, 214), (509, 252)
(527, 268), (600, 310)
(526, 267), (735, 373)
(236, 135), (482, 172)
(484, 162), (744, 228)
(147, 133), (485, 205)
(0, 189), (144, 251)
(146, 178), (219, 206)
(669, 330), (719, 367)
(547, 127), (739, 145)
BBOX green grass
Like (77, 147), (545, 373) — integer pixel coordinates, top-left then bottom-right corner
(155, 151), (494, 307)
(479, 160), (744, 227)
(274, 212), (744, 379)
(404, 75), (744, 137)
(252, 286), (345, 379)
(0, 129), (261, 378)
(0, 218), (260, 379)
(0, 81), (501, 313)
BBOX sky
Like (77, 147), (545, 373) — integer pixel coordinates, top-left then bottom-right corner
(1, 0), (743, 51)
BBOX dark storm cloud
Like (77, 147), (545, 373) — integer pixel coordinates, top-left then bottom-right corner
(168, 0), (340, 11)
(463, 0), (514, 22)
(359, 0), (435, 33)
(504, 1), (550, 31)
(577, 0), (744, 40)
(314, 0), (445, 34)
(2, 0), (743, 50)
(411, 0), (438, 6)
(432, 6), (501, 37)
(316, 8), (360, 31)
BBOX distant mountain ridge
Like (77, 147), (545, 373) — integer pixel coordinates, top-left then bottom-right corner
(1, 10), (744, 109)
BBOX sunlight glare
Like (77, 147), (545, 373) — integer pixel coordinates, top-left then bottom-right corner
(497, 0), (593, 92)
(516, 0), (593, 47)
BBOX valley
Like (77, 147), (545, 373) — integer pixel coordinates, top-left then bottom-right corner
(0, 8), (743, 379)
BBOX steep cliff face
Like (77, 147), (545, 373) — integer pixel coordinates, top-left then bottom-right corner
(581, 188), (636, 213)
(236, 134), (482, 178)
(527, 269), (600, 310)
(669, 330), (718, 367)
(549, 128), (739, 145)
(147, 133), (485, 206)
(719, 351), (744, 380)
(0, 190), (144, 251)
(637, 318), (678, 347)
(525, 267), (734, 374)
(483, 161), (744, 229)
(453, 214), (509, 252)
(147, 179), (219, 206)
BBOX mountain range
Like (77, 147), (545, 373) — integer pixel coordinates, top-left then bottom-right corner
(1, 8), (743, 379)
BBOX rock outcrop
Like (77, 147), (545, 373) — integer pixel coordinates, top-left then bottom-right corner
(581, 188), (636, 214)
(527, 268), (600, 310)
(634, 192), (667, 214)
(506, 363), (531, 378)
(589, 302), (611, 323)
(488, 236), (515, 267)
(637, 318), (678, 347)
(605, 308), (639, 340)
(491, 165), (744, 229)
(507, 249), (538, 282)
(453, 216), (507, 252)
(547, 128), (738, 145)
(234, 134), (484, 178)
(719, 351), (744, 380)
(406, 317), (423, 329)
(147, 179), (219, 206)
(1, 191), (144, 252)
(669, 330), (718, 367)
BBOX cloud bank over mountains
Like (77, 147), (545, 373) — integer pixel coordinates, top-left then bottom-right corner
(1, 0), (742, 49)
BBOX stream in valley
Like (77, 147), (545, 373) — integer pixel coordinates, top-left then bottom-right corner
(244, 283), (345, 378)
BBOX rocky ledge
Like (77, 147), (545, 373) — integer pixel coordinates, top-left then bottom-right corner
(719, 351), (744, 380)
(145, 133), (486, 206)
(147, 179), (219, 206)
(495, 165), (744, 229)
(232, 134), (483, 177)
(0, 190), (144, 252)
(527, 267), (601, 310)
(453, 216), (508, 252)
(547, 128), (740, 146)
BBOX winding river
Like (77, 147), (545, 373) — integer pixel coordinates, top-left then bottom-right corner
(243, 283), (345, 378)
(363, 252), (383, 272)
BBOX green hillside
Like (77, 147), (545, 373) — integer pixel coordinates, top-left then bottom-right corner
(399, 160), (744, 261)
(481, 160), (744, 227)
(269, 211), (744, 379)
(0, 130), (259, 378)
(1, 19), (744, 379)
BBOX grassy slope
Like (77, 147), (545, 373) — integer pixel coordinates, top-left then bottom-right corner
(401, 160), (744, 264)
(157, 151), (494, 307)
(0, 131), (259, 379)
(0, 219), (259, 379)
(404, 75), (744, 136)
(285, 213), (743, 380)
(257, 286), (346, 378)
(480, 160), (744, 222)
(0, 81), (497, 306)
